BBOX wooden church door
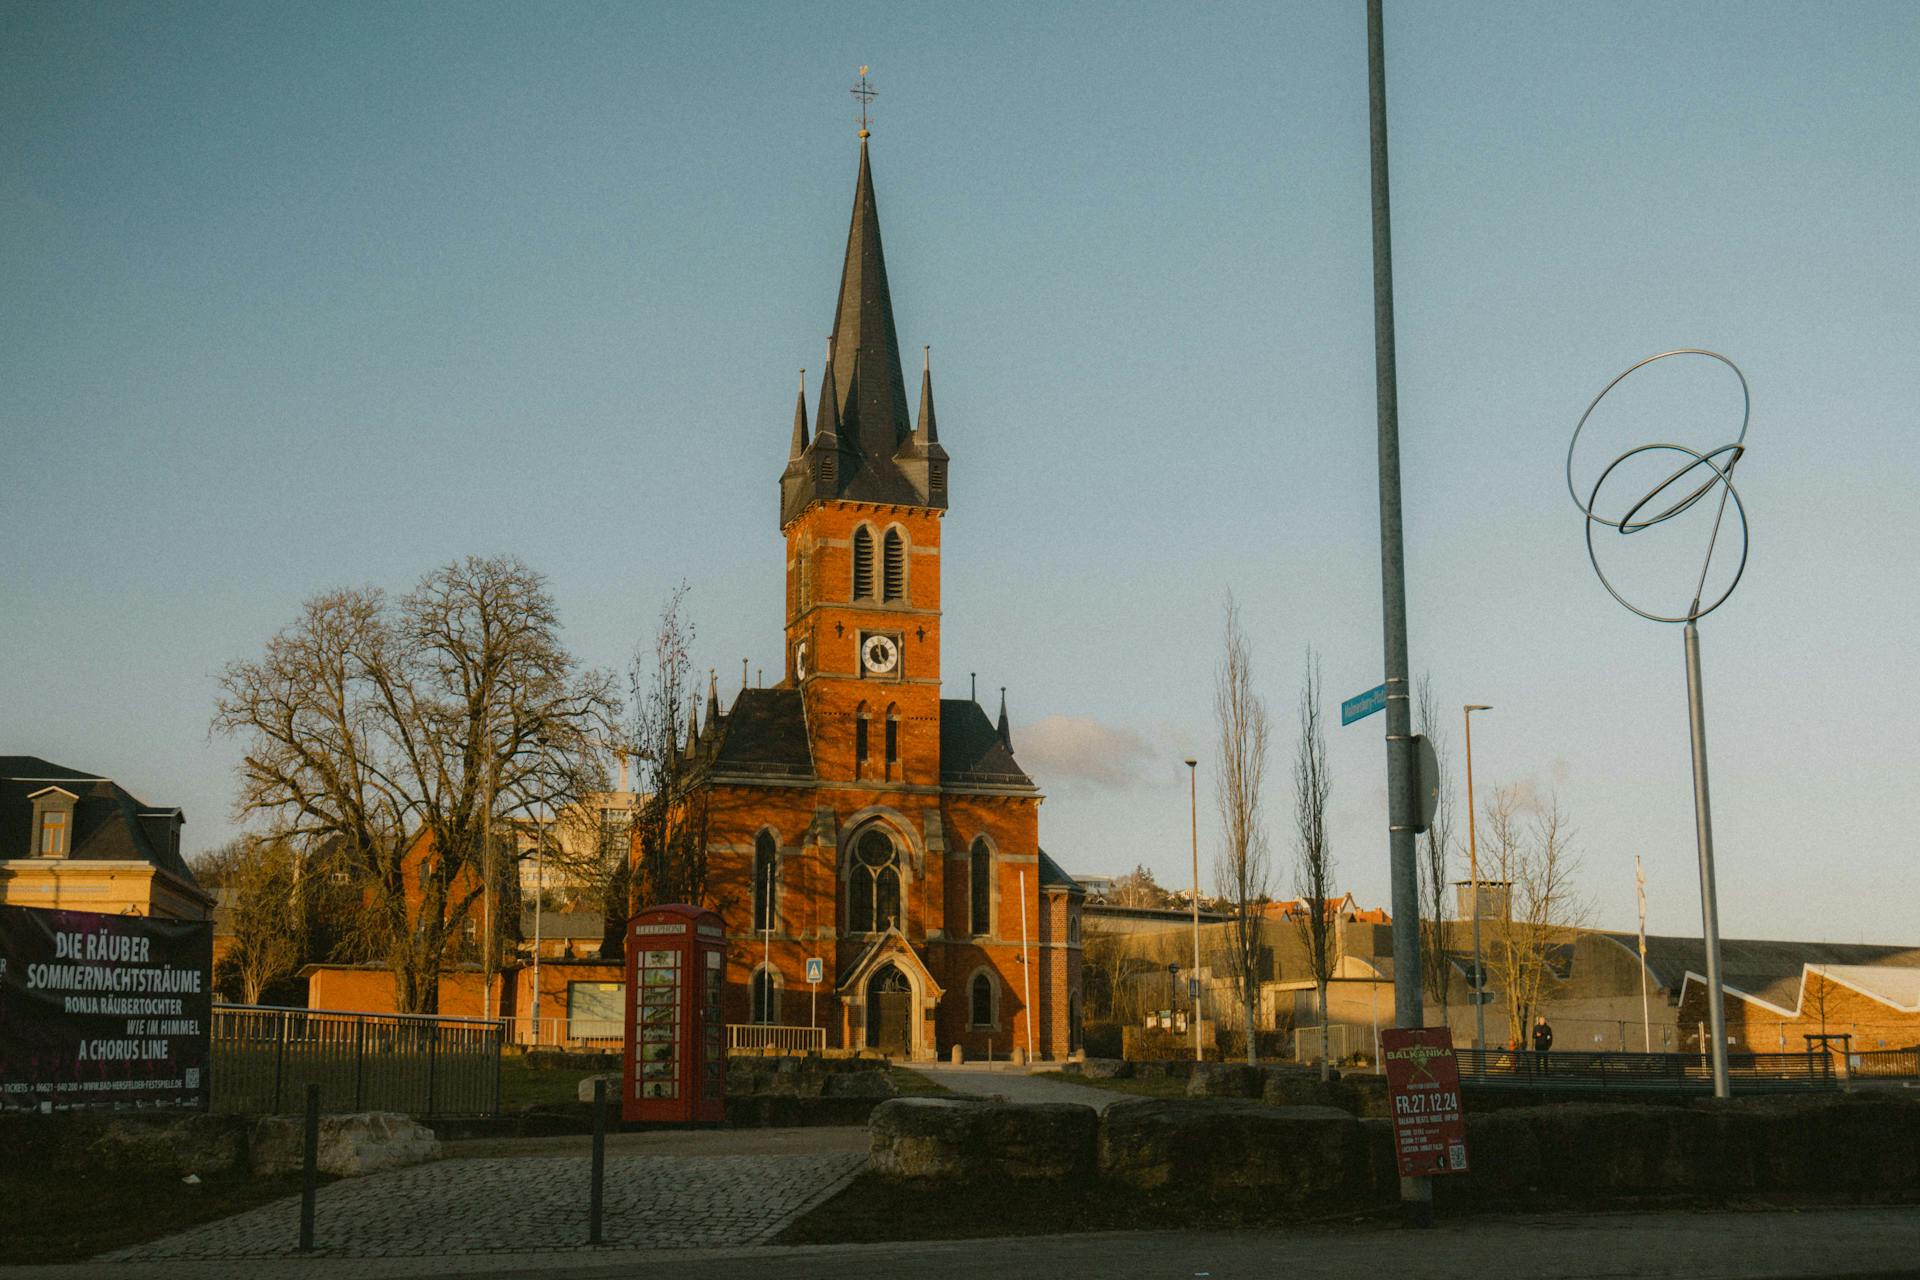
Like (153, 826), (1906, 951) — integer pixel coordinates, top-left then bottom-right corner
(867, 965), (912, 1056)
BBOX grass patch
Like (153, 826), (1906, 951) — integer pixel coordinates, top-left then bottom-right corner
(1033, 1071), (1189, 1099)
(774, 1171), (1391, 1245)
(498, 1056), (600, 1110)
(0, 1167), (329, 1265)
(888, 1067), (956, 1097)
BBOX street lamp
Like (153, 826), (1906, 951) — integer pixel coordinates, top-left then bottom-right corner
(530, 808), (545, 1046)
(1185, 757), (1201, 1063)
(1462, 705), (1492, 1054)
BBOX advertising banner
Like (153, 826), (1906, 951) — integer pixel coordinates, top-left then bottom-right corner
(1380, 1026), (1469, 1176)
(0, 904), (212, 1110)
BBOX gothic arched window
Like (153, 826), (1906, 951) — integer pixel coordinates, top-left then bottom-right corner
(852, 526), (875, 599)
(848, 827), (902, 933)
(969, 837), (992, 936)
(970, 971), (995, 1028)
(751, 831), (777, 933)
(751, 966), (779, 1024)
(882, 528), (905, 601)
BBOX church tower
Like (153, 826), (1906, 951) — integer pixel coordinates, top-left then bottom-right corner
(779, 137), (949, 789)
(670, 115), (1081, 1063)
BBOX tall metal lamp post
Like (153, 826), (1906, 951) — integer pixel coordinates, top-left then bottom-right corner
(1184, 757), (1201, 1063)
(1462, 704), (1492, 1053)
(1566, 347), (1752, 1100)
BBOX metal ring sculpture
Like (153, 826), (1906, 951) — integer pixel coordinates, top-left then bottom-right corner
(1566, 349), (1750, 624)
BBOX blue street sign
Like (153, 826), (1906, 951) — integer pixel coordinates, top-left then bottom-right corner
(1341, 683), (1388, 725)
(1187, 977), (1201, 999)
(805, 957), (824, 985)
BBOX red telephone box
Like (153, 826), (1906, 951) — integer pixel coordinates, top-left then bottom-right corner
(622, 904), (727, 1123)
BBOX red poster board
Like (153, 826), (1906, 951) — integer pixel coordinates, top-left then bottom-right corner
(621, 904), (727, 1124)
(1380, 1027), (1469, 1176)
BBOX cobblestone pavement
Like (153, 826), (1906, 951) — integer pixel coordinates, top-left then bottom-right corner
(915, 1066), (1132, 1112)
(99, 1152), (864, 1261)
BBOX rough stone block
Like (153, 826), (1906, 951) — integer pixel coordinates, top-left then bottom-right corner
(1186, 1063), (1263, 1098)
(252, 1111), (442, 1178)
(1099, 1099), (1364, 1198)
(575, 1073), (621, 1104)
(1080, 1058), (1131, 1080)
(870, 1098), (1098, 1181)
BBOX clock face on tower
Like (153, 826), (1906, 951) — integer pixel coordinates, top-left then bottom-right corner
(795, 640), (809, 680)
(859, 633), (900, 676)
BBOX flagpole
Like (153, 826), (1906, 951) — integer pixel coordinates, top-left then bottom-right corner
(1636, 855), (1652, 1053)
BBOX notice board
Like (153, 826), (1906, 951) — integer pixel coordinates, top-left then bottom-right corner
(0, 905), (212, 1110)
(1380, 1026), (1469, 1176)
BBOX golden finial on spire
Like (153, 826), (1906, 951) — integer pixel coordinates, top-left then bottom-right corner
(852, 66), (876, 138)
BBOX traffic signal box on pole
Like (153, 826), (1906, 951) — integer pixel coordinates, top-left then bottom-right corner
(622, 904), (727, 1124)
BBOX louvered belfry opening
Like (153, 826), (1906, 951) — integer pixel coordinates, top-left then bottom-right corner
(852, 526), (874, 598)
(882, 529), (905, 601)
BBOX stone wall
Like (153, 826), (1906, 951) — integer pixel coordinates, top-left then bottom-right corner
(867, 1093), (1920, 1207)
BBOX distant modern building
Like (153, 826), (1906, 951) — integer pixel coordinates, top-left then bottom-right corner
(0, 755), (211, 921)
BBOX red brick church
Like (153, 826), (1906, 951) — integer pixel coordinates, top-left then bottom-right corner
(661, 134), (1083, 1061)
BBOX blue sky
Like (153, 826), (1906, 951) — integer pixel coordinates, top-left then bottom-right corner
(4, 1), (1916, 943)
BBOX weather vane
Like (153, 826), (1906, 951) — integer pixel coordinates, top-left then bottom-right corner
(852, 66), (876, 138)
(1564, 347), (1753, 1103)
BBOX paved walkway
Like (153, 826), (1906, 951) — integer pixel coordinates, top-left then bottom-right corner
(915, 1065), (1133, 1112)
(96, 1149), (864, 1262)
(11, 1207), (1916, 1279)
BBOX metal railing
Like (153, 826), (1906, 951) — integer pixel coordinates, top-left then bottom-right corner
(1849, 1048), (1920, 1080)
(510, 1014), (625, 1050)
(1456, 1047), (1837, 1093)
(212, 1004), (504, 1116)
(726, 1023), (826, 1053)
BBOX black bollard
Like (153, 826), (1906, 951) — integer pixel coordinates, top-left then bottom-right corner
(588, 1077), (606, 1245)
(299, 1082), (319, 1252)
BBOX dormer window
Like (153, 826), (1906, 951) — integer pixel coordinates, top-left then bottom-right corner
(28, 787), (77, 859)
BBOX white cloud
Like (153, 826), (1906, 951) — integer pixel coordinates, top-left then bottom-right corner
(1017, 714), (1155, 790)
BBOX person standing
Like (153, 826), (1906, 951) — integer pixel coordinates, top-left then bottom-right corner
(1532, 1014), (1554, 1071)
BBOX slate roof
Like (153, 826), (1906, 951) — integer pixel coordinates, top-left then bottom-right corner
(690, 687), (815, 779)
(520, 907), (606, 941)
(1037, 849), (1083, 896)
(0, 755), (199, 888)
(782, 140), (946, 526)
(939, 699), (1033, 789)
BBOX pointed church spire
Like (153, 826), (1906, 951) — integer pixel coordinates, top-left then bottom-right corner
(686, 693), (701, 754)
(814, 352), (841, 445)
(706, 667), (721, 725)
(789, 369), (809, 459)
(997, 687), (1011, 749)
(829, 138), (912, 463)
(914, 345), (938, 445)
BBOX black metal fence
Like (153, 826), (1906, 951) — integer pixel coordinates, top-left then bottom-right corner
(1457, 1047), (1838, 1093)
(211, 1004), (504, 1116)
(1849, 1048), (1920, 1080)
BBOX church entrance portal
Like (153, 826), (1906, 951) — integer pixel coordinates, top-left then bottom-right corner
(866, 965), (912, 1056)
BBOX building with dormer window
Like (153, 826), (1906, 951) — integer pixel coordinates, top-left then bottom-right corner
(0, 756), (211, 921)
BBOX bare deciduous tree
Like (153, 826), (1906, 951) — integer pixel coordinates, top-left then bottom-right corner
(1477, 785), (1587, 1047)
(1292, 649), (1337, 1080)
(1109, 864), (1174, 909)
(214, 556), (619, 1013)
(1212, 598), (1272, 1065)
(621, 584), (710, 956)
(1414, 676), (1455, 1016)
